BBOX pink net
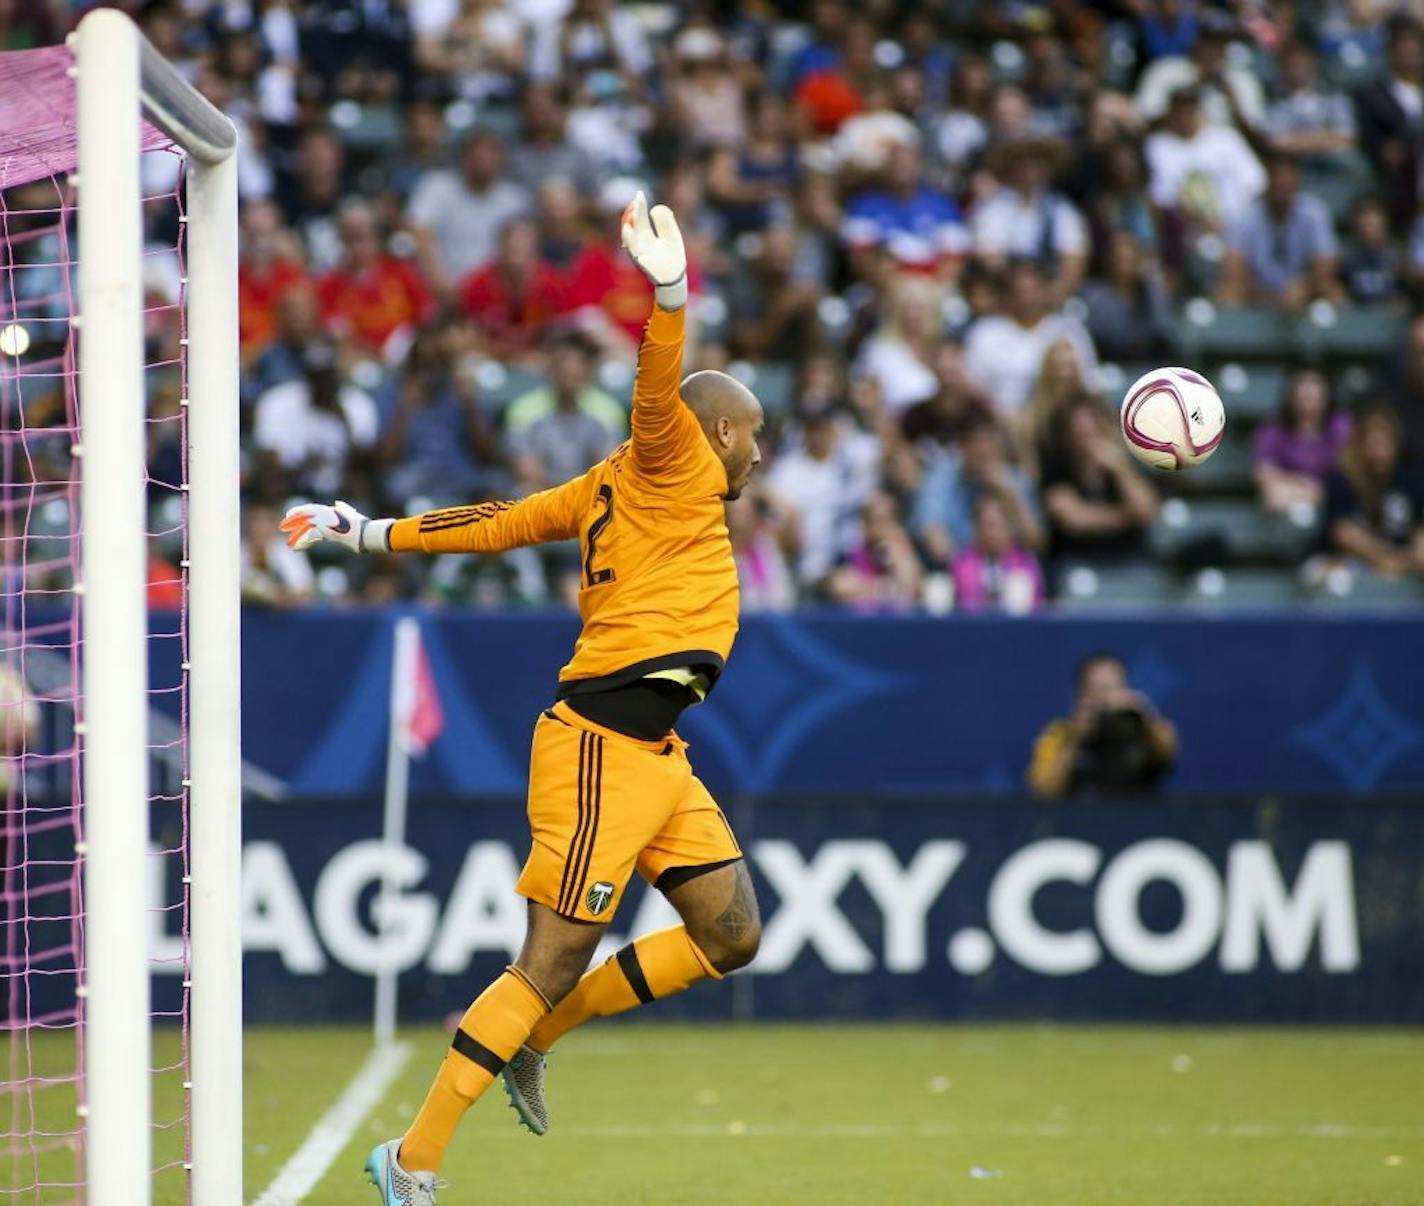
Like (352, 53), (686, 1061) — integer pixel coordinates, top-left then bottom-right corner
(0, 43), (189, 1202)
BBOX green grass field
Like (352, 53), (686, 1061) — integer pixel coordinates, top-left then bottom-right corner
(11, 1024), (1423, 1203)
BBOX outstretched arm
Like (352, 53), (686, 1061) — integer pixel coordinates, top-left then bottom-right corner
(282, 474), (592, 558)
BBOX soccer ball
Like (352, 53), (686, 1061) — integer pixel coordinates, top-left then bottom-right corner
(1119, 366), (1226, 471)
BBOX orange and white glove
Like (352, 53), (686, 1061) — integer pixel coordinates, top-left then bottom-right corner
(279, 500), (392, 553)
(620, 190), (687, 311)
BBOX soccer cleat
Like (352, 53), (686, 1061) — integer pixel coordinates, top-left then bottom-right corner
(501, 1044), (548, 1135)
(364, 1139), (443, 1205)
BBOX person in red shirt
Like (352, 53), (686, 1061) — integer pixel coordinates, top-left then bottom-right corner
(316, 199), (436, 362)
(459, 216), (567, 364)
(237, 200), (310, 364)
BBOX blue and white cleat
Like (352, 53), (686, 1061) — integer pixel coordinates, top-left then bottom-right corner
(501, 1044), (548, 1135)
(364, 1139), (442, 1205)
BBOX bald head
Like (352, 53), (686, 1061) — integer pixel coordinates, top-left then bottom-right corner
(680, 370), (764, 499)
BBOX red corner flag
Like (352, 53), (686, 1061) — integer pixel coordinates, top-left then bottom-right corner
(400, 624), (445, 758)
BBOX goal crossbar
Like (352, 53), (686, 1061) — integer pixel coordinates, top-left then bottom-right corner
(74, 9), (241, 1205)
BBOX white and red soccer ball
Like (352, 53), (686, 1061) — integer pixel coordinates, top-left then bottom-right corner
(1119, 366), (1227, 471)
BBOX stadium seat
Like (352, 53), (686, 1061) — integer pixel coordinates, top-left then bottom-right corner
(475, 364), (547, 414)
(1173, 303), (1299, 361)
(1184, 567), (1302, 607)
(1151, 498), (1319, 564)
(327, 102), (402, 151)
(1054, 562), (1178, 610)
(1302, 304), (1409, 360)
(1308, 571), (1424, 608)
(1211, 362), (1287, 421)
(734, 361), (797, 417)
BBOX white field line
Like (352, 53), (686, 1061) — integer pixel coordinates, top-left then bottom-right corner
(250, 1040), (411, 1206)
(549, 1121), (1424, 1141)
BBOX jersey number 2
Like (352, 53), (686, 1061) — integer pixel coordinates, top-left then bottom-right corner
(584, 484), (616, 587)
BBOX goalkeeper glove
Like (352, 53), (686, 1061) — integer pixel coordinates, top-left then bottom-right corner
(620, 190), (687, 311)
(279, 500), (393, 553)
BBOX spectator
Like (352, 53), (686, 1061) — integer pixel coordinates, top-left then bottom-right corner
(768, 407), (881, 588)
(963, 260), (1098, 419)
(1266, 40), (1358, 158)
(933, 54), (993, 183)
(241, 502), (314, 606)
(854, 275), (943, 416)
(1343, 195), (1405, 305)
(1028, 652), (1179, 798)
(727, 490), (796, 613)
(841, 141), (970, 277)
(1041, 396), (1159, 568)
(380, 319), (505, 505)
(237, 200), (309, 363)
(1255, 370), (1352, 516)
(1083, 137), (1165, 268)
(914, 418), (1043, 563)
(726, 223), (824, 363)
(375, 99), (453, 205)
(528, 0), (653, 93)
(899, 340), (997, 450)
(1137, 0), (1199, 64)
(407, 129), (531, 297)
(506, 333), (624, 489)
(1025, 339), (1094, 459)
(793, 15), (877, 136)
(826, 492), (924, 612)
(536, 177), (591, 272)
(1380, 315), (1424, 460)
(316, 200), (435, 362)
(1354, 15), (1424, 226)
(297, 0), (413, 103)
(274, 127), (348, 271)
(253, 344), (379, 498)
(706, 92), (799, 236)
(0, 662), (39, 799)
(509, 83), (600, 195)
(1078, 230), (1173, 361)
(951, 493), (1047, 615)
(412, 0), (526, 104)
(1218, 152), (1343, 308)
(246, 285), (323, 402)
(1135, 16), (1266, 129)
(667, 27), (746, 150)
(974, 136), (1089, 303)
(1324, 405), (1424, 578)
(459, 216), (567, 363)
(785, 0), (849, 88)
(1146, 86), (1265, 236)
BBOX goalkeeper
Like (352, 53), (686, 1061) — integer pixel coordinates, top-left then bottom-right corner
(284, 194), (765, 1206)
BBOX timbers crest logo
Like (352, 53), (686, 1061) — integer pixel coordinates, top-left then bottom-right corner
(586, 881), (615, 916)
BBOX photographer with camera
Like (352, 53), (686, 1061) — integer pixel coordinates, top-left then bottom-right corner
(1028, 652), (1178, 798)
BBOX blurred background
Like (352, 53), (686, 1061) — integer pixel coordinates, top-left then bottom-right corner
(8, 0), (1423, 1030)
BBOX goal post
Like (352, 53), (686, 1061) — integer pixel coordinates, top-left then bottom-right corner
(73, 9), (242, 1205)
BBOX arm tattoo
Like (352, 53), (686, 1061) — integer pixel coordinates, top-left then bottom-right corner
(715, 861), (759, 942)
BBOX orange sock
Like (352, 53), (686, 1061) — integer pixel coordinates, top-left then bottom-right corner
(527, 926), (721, 1053)
(400, 967), (550, 1172)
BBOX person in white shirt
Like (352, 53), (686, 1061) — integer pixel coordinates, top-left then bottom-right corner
(1145, 86), (1266, 234)
(253, 346), (379, 498)
(963, 261), (1098, 421)
(972, 136), (1089, 304)
(854, 275), (944, 417)
(406, 130), (531, 297)
(1135, 20), (1266, 130)
(767, 408), (882, 588)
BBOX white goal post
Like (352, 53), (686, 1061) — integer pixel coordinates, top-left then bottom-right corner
(74, 9), (242, 1206)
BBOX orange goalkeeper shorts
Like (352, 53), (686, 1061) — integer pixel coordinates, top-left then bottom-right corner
(515, 700), (742, 923)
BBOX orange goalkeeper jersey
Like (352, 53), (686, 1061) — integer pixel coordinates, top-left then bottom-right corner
(389, 307), (740, 695)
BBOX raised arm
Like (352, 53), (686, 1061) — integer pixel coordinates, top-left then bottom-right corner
(282, 473), (593, 558)
(620, 191), (703, 479)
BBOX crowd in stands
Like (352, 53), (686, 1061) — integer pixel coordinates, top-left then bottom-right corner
(22, 0), (1424, 612)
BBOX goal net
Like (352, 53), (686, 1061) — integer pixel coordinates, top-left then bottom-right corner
(1, 17), (241, 1204)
